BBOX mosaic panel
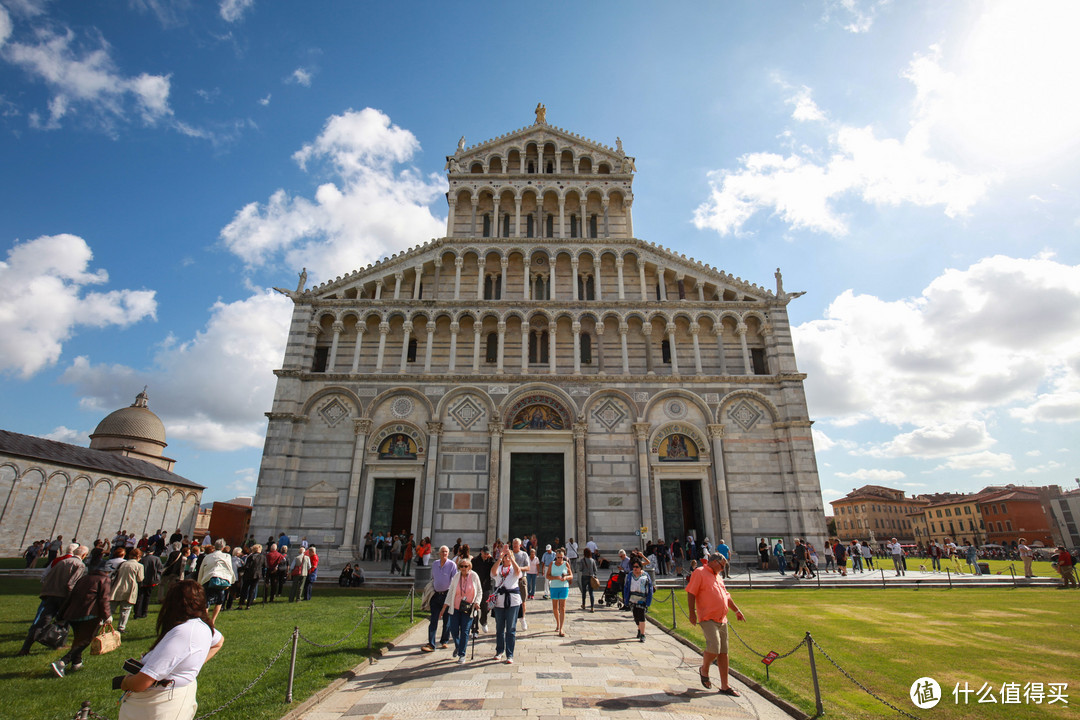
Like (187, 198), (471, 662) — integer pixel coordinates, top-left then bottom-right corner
(728, 399), (764, 431)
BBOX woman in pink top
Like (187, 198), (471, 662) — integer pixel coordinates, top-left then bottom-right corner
(440, 557), (483, 663)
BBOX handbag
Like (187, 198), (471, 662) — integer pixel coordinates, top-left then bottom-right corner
(486, 592), (498, 611)
(589, 576), (600, 590)
(91, 623), (122, 655)
(35, 620), (69, 650)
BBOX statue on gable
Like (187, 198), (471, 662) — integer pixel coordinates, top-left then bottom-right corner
(296, 267), (307, 294)
(535, 102), (546, 124)
(457, 136), (466, 151)
(445, 155), (459, 173)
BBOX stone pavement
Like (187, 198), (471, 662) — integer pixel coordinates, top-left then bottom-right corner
(298, 602), (795, 720)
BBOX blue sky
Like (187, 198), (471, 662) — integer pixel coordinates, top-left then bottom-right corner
(2, 1), (1078, 509)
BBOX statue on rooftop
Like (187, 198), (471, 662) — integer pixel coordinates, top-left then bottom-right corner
(535, 102), (546, 124)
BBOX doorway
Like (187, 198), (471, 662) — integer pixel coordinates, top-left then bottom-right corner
(370, 477), (415, 536)
(660, 479), (705, 544)
(508, 453), (564, 547)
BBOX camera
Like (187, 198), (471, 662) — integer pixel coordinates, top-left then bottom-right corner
(112, 658), (144, 691)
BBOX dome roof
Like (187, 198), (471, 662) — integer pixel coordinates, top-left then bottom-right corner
(90, 390), (167, 446)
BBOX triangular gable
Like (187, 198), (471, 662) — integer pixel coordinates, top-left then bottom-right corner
(453, 121), (625, 168)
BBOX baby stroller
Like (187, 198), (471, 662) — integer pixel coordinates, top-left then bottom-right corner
(597, 570), (625, 609)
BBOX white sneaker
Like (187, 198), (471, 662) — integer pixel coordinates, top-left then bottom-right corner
(492, 653), (502, 661)
(482, 624), (489, 633)
(505, 657), (514, 664)
(521, 619), (528, 630)
(457, 654), (466, 664)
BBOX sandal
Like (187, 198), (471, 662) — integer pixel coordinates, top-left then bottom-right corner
(718, 687), (740, 697)
(699, 674), (712, 689)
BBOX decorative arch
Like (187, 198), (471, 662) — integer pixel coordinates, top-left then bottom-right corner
(650, 422), (709, 461)
(504, 391), (573, 431)
(717, 389), (780, 431)
(300, 386), (364, 419)
(370, 386), (436, 420)
(368, 421), (427, 456)
(645, 389), (713, 425)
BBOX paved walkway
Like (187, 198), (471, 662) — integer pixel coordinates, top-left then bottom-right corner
(299, 602), (793, 720)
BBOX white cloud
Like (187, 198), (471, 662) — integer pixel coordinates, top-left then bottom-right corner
(933, 452), (1015, 473)
(821, 488), (845, 498)
(219, 0), (254, 23)
(834, 468), (907, 482)
(796, 255), (1080, 435)
(62, 289), (292, 451)
(786, 86), (826, 123)
(812, 428), (836, 451)
(0, 234), (157, 378)
(288, 68), (312, 87)
(0, 5), (12, 49)
(696, 3), (1080, 237)
(824, 0), (890, 33)
(220, 108), (446, 280)
(40, 426), (91, 445)
(1025, 450), (1041, 457)
(863, 421), (996, 460)
(1023, 460), (1063, 475)
(258, 93), (271, 106)
(3, 25), (173, 129)
(230, 467), (257, 495)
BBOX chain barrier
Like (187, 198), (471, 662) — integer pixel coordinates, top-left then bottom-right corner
(809, 636), (921, 720)
(193, 635), (294, 720)
(727, 622), (807, 661)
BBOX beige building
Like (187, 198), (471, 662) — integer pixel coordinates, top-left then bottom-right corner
(0, 391), (203, 555)
(830, 485), (927, 546)
(251, 107), (827, 566)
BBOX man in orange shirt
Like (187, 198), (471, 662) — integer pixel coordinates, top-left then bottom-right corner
(686, 552), (746, 695)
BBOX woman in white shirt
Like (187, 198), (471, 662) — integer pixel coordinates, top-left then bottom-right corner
(119, 580), (224, 720)
(526, 548), (540, 600)
(490, 547), (524, 664)
(440, 558), (483, 664)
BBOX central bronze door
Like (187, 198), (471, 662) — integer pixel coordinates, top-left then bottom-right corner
(508, 453), (564, 548)
(660, 479), (705, 544)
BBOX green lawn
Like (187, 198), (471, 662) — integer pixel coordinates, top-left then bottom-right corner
(651, 587), (1079, 720)
(0, 578), (421, 720)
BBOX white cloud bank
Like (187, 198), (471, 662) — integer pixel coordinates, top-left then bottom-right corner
(0, 234), (157, 378)
(220, 107), (446, 281)
(696, 2), (1080, 236)
(2, 21), (172, 129)
(62, 290), (292, 451)
(220, 0), (255, 23)
(796, 254), (1080, 460)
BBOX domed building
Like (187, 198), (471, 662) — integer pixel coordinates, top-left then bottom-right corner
(0, 391), (203, 555)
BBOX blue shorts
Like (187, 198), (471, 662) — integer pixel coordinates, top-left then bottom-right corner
(549, 586), (569, 600)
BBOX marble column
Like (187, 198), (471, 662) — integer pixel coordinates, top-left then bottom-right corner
(714, 326), (727, 375)
(393, 272), (403, 300)
(448, 322), (459, 372)
(484, 423), (503, 542)
(573, 419), (588, 543)
(625, 196), (634, 237)
(595, 323), (606, 375)
(548, 322), (557, 374)
(676, 273), (686, 300)
(572, 321), (582, 375)
(424, 323), (435, 373)
(619, 323), (630, 374)
(470, 197), (479, 235)
(736, 323), (751, 374)
(523, 259), (532, 300)
(633, 422), (655, 540)
(375, 322), (389, 372)
(454, 257), (463, 300)
(350, 326), (365, 373)
(643, 326), (655, 375)
(558, 196), (565, 239)
(497, 321), (506, 374)
(549, 258), (557, 301)
(413, 265), (423, 299)
(342, 418), (372, 549)
(571, 258), (580, 301)
(616, 257), (626, 300)
(398, 321), (412, 373)
(708, 424), (733, 546)
(447, 198), (457, 236)
(476, 260), (485, 301)
(472, 324), (482, 374)
(602, 198), (610, 237)
(420, 422), (443, 540)
(432, 259), (441, 300)
(638, 260), (648, 301)
(691, 323), (703, 375)
(520, 325), (529, 372)
(658, 268), (668, 301)
(514, 198), (522, 237)
(374, 280), (383, 300)
(327, 321), (343, 373)
(666, 323), (679, 376)
(500, 258), (508, 300)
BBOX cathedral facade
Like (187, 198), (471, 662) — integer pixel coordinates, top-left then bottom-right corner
(251, 108), (826, 564)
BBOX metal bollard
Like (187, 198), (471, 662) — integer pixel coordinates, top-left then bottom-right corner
(671, 588), (677, 629)
(286, 626), (299, 703)
(946, 568), (952, 589)
(1009, 565), (1017, 588)
(880, 567), (886, 589)
(410, 587), (415, 623)
(806, 632), (824, 717)
(367, 599), (376, 662)
(747, 567), (752, 590)
(76, 701), (91, 720)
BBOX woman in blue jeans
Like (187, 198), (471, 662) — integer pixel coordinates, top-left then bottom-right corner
(490, 547), (524, 664)
(440, 558), (482, 664)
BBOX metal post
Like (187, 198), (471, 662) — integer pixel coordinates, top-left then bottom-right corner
(671, 589), (677, 629)
(946, 568), (952, 589)
(816, 569), (821, 589)
(367, 599), (376, 661)
(410, 587), (415, 623)
(747, 568), (752, 590)
(76, 702), (91, 720)
(880, 568), (886, 589)
(286, 626), (299, 703)
(806, 632), (824, 717)
(1009, 565), (1017, 588)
